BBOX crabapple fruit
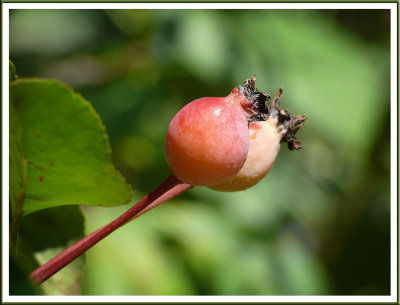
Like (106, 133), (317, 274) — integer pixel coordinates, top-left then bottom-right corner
(165, 77), (305, 188)
(165, 79), (258, 186)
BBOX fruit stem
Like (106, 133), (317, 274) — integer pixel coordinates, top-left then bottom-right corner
(29, 174), (192, 284)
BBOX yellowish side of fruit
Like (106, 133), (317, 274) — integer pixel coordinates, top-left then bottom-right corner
(210, 117), (282, 192)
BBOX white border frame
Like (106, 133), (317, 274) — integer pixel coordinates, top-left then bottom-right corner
(2, 3), (397, 303)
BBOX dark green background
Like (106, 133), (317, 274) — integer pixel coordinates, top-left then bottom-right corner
(10, 9), (391, 295)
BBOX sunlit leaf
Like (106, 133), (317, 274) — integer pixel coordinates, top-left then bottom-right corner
(10, 79), (132, 215)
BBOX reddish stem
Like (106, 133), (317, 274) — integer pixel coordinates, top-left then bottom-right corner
(134, 183), (193, 219)
(29, 174), (192, 284)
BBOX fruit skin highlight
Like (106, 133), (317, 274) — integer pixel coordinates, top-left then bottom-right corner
(210, 88), (307, 192)
(166, 93), (251, 186)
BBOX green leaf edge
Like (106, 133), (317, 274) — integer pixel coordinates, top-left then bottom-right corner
(10, 78), (133, 215)
(9, 99), (27, 244)
(11, 77), (115, 158)
(9, 60), (17, 81)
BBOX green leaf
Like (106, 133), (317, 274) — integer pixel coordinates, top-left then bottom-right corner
(19, 205), (85, 252)
(10, 79), (132, 215)
(9, 60), (17, 81)
(9, 103), (26, 215)
(9, 61), (24, 227)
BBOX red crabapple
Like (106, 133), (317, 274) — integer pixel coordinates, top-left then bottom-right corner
(165, 78), (260, 186)
(166, 77), (305, 187)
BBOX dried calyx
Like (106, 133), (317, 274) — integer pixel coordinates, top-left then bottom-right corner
(237, 76), (307, 150)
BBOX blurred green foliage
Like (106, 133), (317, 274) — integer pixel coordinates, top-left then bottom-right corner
(10, 9), (391, 295)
